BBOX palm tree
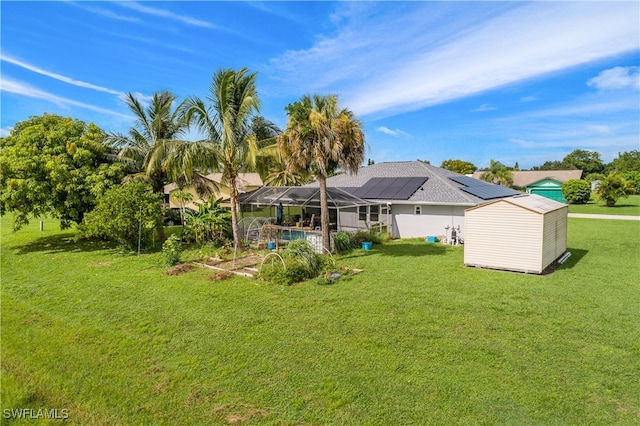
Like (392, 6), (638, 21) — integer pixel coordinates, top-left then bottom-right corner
(480, 159), (513, 187)
(278, 94), (365, 252)
(180, 68), (260, 248)
(595, 172), (635, 207)
(107, 91), (187, 193)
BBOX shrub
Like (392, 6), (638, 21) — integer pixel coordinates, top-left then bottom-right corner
(257, 240), (323, 285)
(352, 230), (382, 245)
(80, 181), (162, 251)
(562, 179), (591, 204)
(162, 234), (182, 266)
(622, 171), (640, 193)
(333, 231), (356, 253)
(595, 172), (636, 207)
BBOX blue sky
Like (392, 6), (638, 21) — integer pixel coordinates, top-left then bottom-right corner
(1, 1), (639, 170)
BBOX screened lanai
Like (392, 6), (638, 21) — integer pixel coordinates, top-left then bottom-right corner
(238, 186), (386, 242)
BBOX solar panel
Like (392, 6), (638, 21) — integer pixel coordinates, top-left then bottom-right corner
(351, 177), (428, 200)
(449, 175), (520, 200)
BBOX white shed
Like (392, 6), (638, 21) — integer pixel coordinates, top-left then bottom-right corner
(464, 194), (568, 274)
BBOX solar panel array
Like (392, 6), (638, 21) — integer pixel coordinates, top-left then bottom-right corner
(449, 175), (520, 200)
(351, 177), (428, 200)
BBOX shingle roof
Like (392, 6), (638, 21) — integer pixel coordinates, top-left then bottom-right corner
(164, 172), (263, 194)
(306, 161), (503, 205)
(471, 170), (583, 187)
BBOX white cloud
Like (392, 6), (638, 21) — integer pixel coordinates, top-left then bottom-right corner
(376, 126), (411, 138)
(117, 2), (214, 28)
(0, 78), (133, 119)
(474, 104), (496, 112)
(268, 2), (639, 117)
(520, 95), (538, 103)
(66, 2), (140, 23)
(0, 126), (13, 137)
(509, 138), (539, 149)
(587, 66), (640, 91)
(1, 55), (125, 97)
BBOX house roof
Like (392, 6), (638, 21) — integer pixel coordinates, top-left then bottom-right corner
(471, 170), (583, 187)
(466, 193), (567, 214)
(163, 172), (263, 194)
(306, 161), (517, 205)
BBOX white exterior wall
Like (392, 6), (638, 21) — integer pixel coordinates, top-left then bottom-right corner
(391, 204), (467, 239)
(541, 206), (568, 268)
(464, 201), (545, 273)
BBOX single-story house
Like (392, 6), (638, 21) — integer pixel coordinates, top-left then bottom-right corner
(472, 170), (583, 203)
(296, 161), (521, 239)
(164, 172), (263, 210)
(464, 194), (568, 274)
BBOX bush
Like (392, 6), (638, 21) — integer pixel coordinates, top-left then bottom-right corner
(162, 234), (182, 266)
(352, 230), (382, 245)
(595, 172), (636, 207)
(333, 231), (356, 253)
(562, 179), (591, 204)
(80, 181), (162, 251)
(257, 240), (323, 285)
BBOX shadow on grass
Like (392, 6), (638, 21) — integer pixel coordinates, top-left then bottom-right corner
(10, 233), (119, 255)
(338, 242), (448, 259)
(556, 247), (588, 270)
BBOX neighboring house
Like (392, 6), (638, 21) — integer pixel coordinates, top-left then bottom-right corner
(472, 170), (582, 203)
(164, 173), (263, 210)
(464, 194), (568, 274)
(303, 161), (520, 239)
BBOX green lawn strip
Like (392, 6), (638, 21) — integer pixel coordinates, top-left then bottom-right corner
(2, 215), (639, 424)
(568, 194), (640, 216)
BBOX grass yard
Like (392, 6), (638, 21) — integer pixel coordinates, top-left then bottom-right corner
(568, 194), (640, 216)
(1, 214), (639, 425)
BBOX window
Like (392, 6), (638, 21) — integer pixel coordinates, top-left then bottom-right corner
(359, 206), (367, 221)
(415, 205), (421, 215)
(370, 205), (379, 222)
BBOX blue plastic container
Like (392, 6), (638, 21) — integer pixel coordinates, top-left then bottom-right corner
(361, 241), (372, 250)
(267, 241), (276, 250)
(426, 236), (438, 243)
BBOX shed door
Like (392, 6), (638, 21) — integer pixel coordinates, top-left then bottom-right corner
(530, 189), (566, 203)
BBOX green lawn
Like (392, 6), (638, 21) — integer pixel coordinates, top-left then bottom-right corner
(2, 215), (639, 425)
(568, 194), (640, 216)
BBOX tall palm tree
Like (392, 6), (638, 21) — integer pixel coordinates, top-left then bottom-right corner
(180, 68), (260, 248)
(107, 91), (186, 194)
(278, 94), (365, 252)
(480, 159), (513, 187)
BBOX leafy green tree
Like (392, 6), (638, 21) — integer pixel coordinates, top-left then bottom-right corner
(532, 160), (564, 171)
(180, 68), (260, 248)
(585, 173), (606, 183)
(0, 114), (125, 231)
(440, 159), (477, 175)
(595, 172), (635, 207)
(622, 171), (640, 193)
(81, 181), (162, 251)
(607, 150), (640, 173)
(560, 149), (604, 176)
(278, 94), (365, 252)
(480, 159), (513, 187)
(561, 179), (591, 204)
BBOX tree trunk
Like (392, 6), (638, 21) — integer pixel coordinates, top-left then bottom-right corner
(318, 174), (331, 253)
(229, 175), (241, 248)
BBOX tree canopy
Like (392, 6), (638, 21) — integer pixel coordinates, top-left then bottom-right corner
(440, 159), (477, 175)
(0, 114), (125, 230)
(607, 150), (640, 173)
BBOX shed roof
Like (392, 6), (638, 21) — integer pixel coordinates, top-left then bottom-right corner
(466, 193), (567, 214)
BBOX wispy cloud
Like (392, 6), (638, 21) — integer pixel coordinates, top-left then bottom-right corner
(376, 126), (411, 138)
(474, 104), (496, 112)
(2, 55), (125, 97)
(0, 126), (12, 138)
(0, 78), (133, 119)
(117, 2), (213, 28)
(66, 1), (140, 23)
(588, 66), (640, 91)
(520, 95), (538, 103)
(268, 2), (639, 117)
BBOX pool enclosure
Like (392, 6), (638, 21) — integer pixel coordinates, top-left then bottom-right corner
(237, 186), (389, 248)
